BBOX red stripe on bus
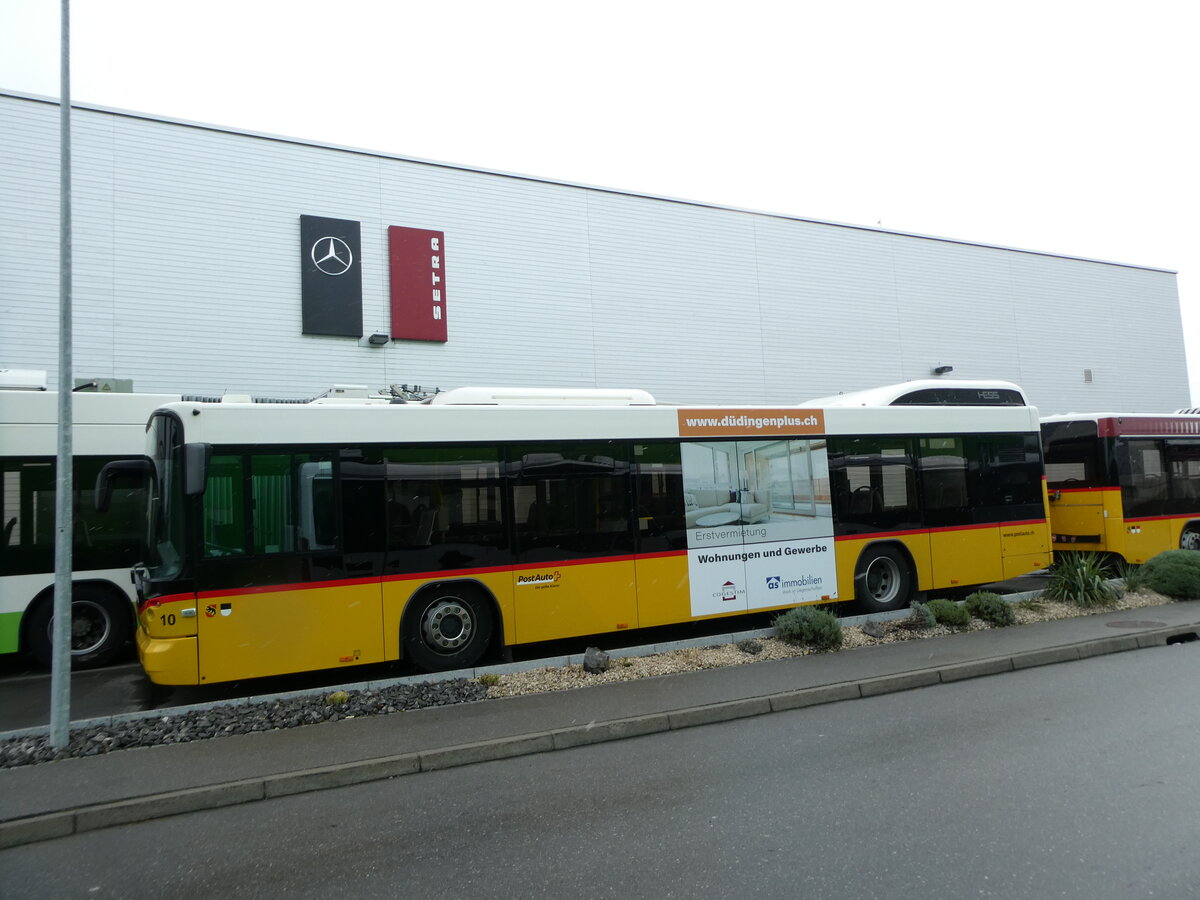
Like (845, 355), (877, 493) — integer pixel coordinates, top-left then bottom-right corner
(137, 591), (196, 614)
(382, 564), (514, 584)
(197, 555), (651, 599)
(1051, 486), (1112, 494)
(199, 576), (381, 600)
(1125, 514), (1200, 524)
(834, 520), (1046, 542)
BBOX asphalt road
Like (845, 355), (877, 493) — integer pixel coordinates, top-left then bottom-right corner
(3, 640), (1198, 899)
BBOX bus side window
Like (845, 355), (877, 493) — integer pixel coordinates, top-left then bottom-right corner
(1118, 440), (1166, 517)
(513, 442), (633, 562)
(383, 446), (505, 559)
(828, 437), (917, 533)
(918, 437), (970, 528)
(1165, 440), (1200, 507)
(203, 455), (247, 558)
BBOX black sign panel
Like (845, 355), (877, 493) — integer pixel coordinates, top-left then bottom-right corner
(300, 215), (363, 337)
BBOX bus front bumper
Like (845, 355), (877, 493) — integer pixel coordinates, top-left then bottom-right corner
(136, 628), (199, 685)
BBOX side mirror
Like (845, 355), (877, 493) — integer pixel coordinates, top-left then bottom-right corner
(95, 459), (152, 512)
(184, 443), (212, 497)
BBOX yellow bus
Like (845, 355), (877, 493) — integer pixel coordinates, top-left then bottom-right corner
(1041, 412), (1200, 563)
(115, 380), (1052, 685)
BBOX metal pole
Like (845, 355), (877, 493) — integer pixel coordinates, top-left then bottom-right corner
(50, 0), (73, 750)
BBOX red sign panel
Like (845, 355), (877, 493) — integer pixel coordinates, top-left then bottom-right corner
(388, 226), (447, 342)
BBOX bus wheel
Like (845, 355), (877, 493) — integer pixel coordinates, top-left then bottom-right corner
(402, 586), (494, 673)
(1182, 528), (1200, 551)
(25, 586), (130, 670)
(853, 546), (913, 613)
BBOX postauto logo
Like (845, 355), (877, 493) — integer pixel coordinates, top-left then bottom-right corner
(517, 570), (562, 587)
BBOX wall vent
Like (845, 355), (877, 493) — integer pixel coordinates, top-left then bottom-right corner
(1083, 368), (1094, 384)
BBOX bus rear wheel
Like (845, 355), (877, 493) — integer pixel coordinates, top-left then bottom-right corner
(1182, 528), (1200, 551)
(25, 585), (131, 670)
(402, 586), (494, 673)
(854, 545), (914, 613)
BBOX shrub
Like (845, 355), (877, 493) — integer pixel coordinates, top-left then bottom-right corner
(773, 606), (843, 650)
(964, 591), (1016, 627)
(1138, 550), (1200, 600)
(904, 602), (936, 630)
(925, 597), (971, 628)
(477, 673), (500, 686)
(1042, 551), (1118, 608)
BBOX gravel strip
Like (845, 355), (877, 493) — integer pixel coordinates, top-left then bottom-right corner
(0, 590), (1177, 770)
(0, 679), (488, 769)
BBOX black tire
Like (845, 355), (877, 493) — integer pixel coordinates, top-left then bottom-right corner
(853, 545), (914, 613)
(25, 584), (132, 669)
(402, 584), (494, 672)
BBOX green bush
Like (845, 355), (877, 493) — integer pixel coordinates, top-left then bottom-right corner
(925, 598), (971, 628)
(901, 602), (936, 630)
(1138, 550), (1200, 600)
(964, 591), (1016, 627)
(773, 606), (843, 650)
(1042, 551), (1118, 608)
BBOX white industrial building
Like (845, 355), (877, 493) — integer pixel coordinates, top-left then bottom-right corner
(1, 89), (1189, 413)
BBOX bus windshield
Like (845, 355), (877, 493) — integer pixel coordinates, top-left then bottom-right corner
(1041, 420), (1107, 489)
(147, 413), (186, 580)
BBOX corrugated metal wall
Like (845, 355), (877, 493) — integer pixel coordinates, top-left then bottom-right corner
(1, 92), (1188, 413)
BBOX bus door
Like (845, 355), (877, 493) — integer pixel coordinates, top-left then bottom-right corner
(918, 437), (999, 588)
(510, 443), (638, 644)
(631, 442), (690, 628)
(195, 450), (385, 683)
(983, 435), (1051, 577)
(1115, 439), (1170, 562)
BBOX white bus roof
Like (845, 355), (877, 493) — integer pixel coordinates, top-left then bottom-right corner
(804, 379), (1028, 407)
(428, 386), (657, 406)
(0, 390), (181, 457)
(154, 392), (1043, 447)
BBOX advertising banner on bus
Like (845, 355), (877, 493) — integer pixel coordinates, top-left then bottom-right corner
(681, 437), (837, 616)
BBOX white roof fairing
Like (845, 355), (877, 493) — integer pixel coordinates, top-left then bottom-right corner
(805, 379), (1028, 407)
(161, 392), (1043, 447)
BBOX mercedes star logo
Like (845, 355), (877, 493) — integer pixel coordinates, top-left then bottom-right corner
(311, 236), (353, 276)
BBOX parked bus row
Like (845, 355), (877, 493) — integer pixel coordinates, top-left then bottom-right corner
(3, 374), (1197, 683)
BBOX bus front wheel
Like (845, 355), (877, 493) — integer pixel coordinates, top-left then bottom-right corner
(25, 585), (131, 670)
(402, 586), (494, 673)
(1182, 528), (1200, 551)
(853, 545), (914, 613)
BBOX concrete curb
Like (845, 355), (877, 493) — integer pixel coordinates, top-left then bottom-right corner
(4, 620), (1197, 851)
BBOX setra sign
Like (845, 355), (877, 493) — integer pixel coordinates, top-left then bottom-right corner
(388, 226), (448, 342)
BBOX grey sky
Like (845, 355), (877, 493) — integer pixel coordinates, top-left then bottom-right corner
(2, 0), (1196, 403)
